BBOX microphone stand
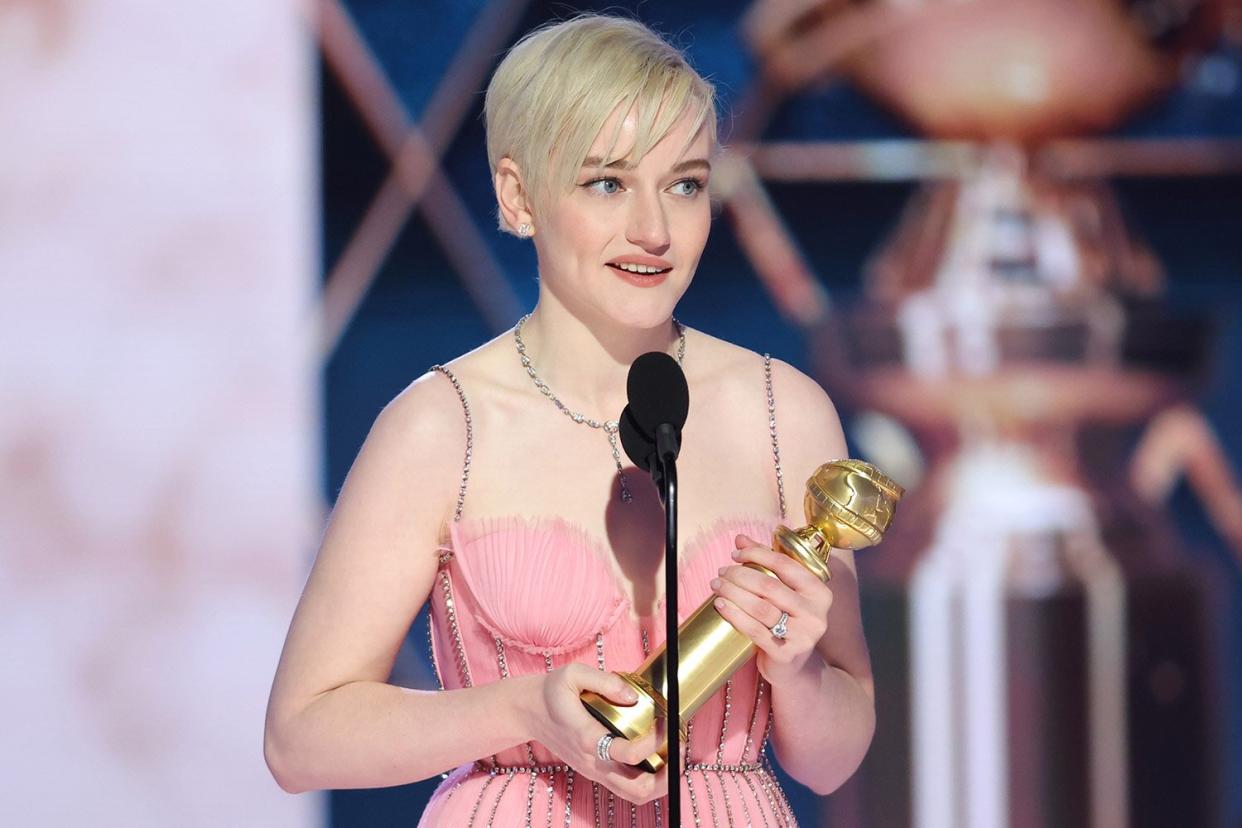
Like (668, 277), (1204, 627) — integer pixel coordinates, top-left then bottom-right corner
(655, 423), (681, 825)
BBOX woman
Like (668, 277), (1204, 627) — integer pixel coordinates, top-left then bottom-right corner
(264, 14), (876, 826)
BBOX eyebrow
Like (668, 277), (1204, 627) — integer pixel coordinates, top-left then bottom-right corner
(581, 157), (712, 174)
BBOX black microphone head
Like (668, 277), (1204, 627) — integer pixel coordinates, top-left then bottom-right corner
(618, 405), (656, 472)
(626, 351), (689, 438)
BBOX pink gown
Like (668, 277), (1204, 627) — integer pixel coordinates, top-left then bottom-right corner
(417, 356), (800, 827)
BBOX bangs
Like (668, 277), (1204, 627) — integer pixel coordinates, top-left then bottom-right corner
(554, 65), (716, 193)
(485, 15), (718, 232)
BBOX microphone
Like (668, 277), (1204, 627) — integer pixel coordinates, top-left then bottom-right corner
(618, 352), (689, 493)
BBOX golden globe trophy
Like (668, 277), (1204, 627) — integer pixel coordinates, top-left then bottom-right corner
(581, 458), (903, 772)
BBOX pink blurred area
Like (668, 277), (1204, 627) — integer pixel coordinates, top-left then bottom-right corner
(0, 1), (318, 824)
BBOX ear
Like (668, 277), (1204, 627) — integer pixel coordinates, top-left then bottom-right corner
(494, 157), (535, 235)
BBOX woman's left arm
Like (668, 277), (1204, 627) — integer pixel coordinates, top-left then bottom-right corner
(710, 358), (875, 796)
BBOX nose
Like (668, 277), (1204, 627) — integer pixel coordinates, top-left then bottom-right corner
(625, 189), (670, 253)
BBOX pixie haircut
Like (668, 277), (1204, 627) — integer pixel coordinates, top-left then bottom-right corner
(484, 14), (718, 234)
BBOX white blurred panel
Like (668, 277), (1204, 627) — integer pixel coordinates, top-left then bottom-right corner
(0, 1), (317, 824)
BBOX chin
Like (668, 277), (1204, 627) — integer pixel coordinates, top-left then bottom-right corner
(596, 290), (686, 331)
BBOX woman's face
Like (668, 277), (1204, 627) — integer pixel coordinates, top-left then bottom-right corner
(532, 102), (712, 330)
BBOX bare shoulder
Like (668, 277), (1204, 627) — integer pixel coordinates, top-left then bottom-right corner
(688, 328), (847, 460)
(373, 365), (469, 466)
(376, 331), (513, 451)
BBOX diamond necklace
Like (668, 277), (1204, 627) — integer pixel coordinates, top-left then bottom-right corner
(513, 312), (686, 503)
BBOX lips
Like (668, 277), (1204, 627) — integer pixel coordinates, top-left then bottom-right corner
(606, 253), (673, 273)
(607, 263), (671, 287)
(606, 263), (672, 276)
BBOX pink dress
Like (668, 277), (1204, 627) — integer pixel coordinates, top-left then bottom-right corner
(417, 356), (800, 827)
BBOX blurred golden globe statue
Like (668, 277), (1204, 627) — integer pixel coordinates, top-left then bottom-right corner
(728, 1), (1232, 826)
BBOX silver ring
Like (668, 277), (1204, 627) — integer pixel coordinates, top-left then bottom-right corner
(596, 733), (615, 762)
(770, 611), (789, 640)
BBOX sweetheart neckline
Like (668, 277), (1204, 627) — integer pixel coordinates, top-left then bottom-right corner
(446, 512), (786, 622)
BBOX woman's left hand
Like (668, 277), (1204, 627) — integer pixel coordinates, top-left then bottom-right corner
(709, 533), (833, 687)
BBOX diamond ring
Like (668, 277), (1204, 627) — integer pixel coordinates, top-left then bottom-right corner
(596, 733), (616, 762)
(770, 611), (789, 640)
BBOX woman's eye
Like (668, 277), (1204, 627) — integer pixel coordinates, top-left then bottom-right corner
(584, 177), (622, 195)
(670, 178), (705, 196)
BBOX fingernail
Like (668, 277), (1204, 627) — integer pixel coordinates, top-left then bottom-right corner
(714, 598), (726, 609)
(731, 548), (741, 559)
(709, 578), (721, 590)
(718, 566), (727, 575)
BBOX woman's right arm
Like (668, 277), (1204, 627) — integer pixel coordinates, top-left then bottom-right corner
(262, 372), (661, 798)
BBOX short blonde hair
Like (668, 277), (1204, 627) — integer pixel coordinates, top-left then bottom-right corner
(484, 14), (718, 234)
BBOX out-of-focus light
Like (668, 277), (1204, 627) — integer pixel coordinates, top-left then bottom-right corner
(1002, 59), (1050, 106)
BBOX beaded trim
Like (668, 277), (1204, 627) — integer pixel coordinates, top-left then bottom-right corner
(482, 769), (516, 828)
(459, 761), (787, 826)
(545, 774), (555, 828)
(473, 758), (764, 775)
(739, 770), (772, 828)
(429, 365), (473, 523)
(743, 677), (767, 763)
(686, 770), (703, 826)
(562, 768), (576, 827)
(702, 762), (720, 825)
(763, 354), (787, 520)
(439, 568), (472, 687)
(466, 771), (497, 827)
(731, 770), (756, 828)
(714, 679), (736, 824)
(717, 679), (732, 764)
(685, 717), (696, 773)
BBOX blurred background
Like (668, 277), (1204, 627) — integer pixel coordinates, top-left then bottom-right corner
(3, 0), (1240, 826)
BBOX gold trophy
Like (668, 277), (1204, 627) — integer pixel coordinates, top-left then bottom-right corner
(581, 458), (904, 772)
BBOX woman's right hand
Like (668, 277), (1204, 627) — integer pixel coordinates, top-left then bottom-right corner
(525, 663), (669, 806)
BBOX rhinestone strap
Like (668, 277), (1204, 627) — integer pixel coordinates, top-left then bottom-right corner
(763, 354), (786, 520)
(430, 365), (472, 523)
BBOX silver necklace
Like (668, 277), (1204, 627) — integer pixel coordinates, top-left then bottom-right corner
(514, 313), (686, 503)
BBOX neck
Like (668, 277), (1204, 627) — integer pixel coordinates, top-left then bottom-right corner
(516, 295), (683, 418)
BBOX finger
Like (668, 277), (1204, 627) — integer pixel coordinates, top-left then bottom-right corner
(607, 725), (660, 766)
(577, 668), (640, 707)
(732, 535), (823, 591)
(714, 595), (783, 656)
(711, 575), (786, 629)
(715, 563), (807, 617)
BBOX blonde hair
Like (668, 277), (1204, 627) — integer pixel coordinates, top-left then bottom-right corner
(484, 14), (718, 234)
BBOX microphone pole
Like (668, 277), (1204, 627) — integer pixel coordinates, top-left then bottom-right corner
(618, 352), (688, 823)
(656, 422), (680, 825)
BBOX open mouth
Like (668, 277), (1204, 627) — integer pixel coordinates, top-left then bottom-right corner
(606, 263), (672, 277)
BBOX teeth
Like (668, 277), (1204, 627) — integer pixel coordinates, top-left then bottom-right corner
(612, 262), (667, 274)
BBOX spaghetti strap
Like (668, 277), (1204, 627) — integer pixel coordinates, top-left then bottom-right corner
(429, 365), (472, 524)
(763, 354), (787, 520)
